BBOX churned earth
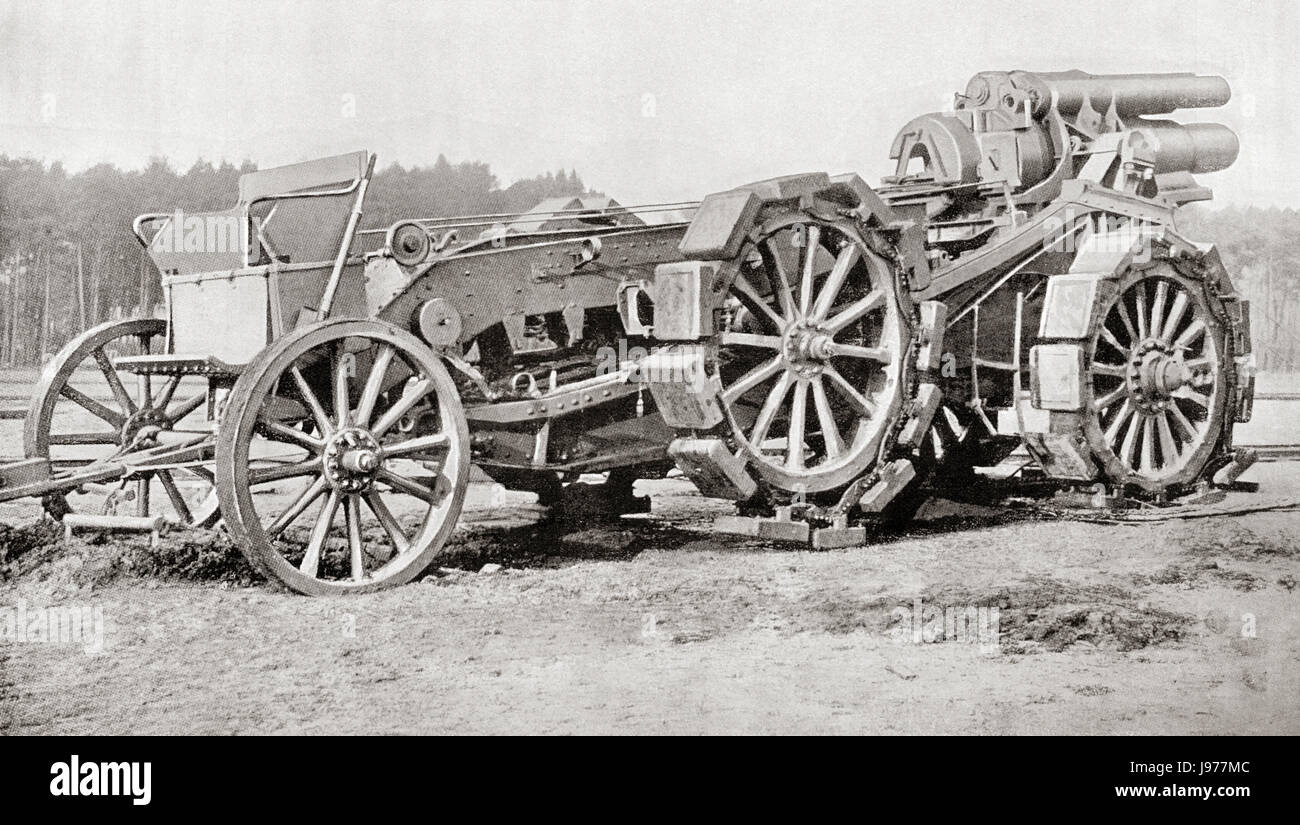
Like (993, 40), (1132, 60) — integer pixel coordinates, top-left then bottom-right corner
(1, 458), (1297, 735)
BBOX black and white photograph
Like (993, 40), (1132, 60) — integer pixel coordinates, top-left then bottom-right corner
(0, 0), (1294, 757)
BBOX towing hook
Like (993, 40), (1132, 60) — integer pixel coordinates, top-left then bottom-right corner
(510, 371), (542, 398)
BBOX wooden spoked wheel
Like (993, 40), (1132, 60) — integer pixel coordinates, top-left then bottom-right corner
(716, 215), (910, 496)
(1084, 265), (1229, 492)
(215, 320), (469, 594)
(24, 318), (218, 525)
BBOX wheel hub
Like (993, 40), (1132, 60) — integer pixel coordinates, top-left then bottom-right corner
(323, 428), (383, 492)
(1126, 337), (1211, 413)
(120, 408), (170, 446)
(783, 322), (834, 376)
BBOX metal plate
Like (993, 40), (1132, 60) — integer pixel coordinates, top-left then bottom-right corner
(1030, 343), (1084, 411)
(1039, 273), (1101, 339)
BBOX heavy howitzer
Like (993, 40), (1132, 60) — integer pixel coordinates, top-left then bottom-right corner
(887, 70), (1238, 208)
(0, 69), (1254, 592)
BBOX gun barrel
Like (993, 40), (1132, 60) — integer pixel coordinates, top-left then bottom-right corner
(1139, 120), (1240, 174)
(1013, 70), (1231, 117)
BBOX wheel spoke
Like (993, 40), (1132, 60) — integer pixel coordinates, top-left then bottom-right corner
(1099, 325), (1126, 356)
(153, 375), (182, 413)
(334, 343), (352, 426)
(1115, 301), (1138, 344)
(785, 380), (808, 470)
(810, 244), (861, 322)
(290, 366), (334, 436)
(258, 417), (323, 451)
(376, 467), (442, 505)
(1140, 415), (1155, 473)
(730, 276), (787, 332)
(722, 357), (783, 405)
(798, 225), (821, 316)
(823, 290), (884, 335)
(371, 377), (435, 439)
(92, 348), (136, 414)
(1120, 412), (1142, 466)
(1168, 403), (1199, 440)
(824, 367), (875, 418)
(1104, 399), (1133, 446)
(1091, 362), (1127, 378)
(364, 491), (411, 554)
(355, 345), (395, 427)
(822, 341), (893, 364)
(1093, 383), (1126, 411)
(760, 238), (798, 319)
(49, 432), (121, 445)
(266, 476), (328, 538)
(750, 372), (793, 447)
(248, 459), (321, 485)
(164, 392), (207, 424)
(299, 489), (341, 578)
(1156, 412), (1180, 468)
(1150, 280), (1168, 339)
(58, 384), (126, 428)
(1173, 318), (1206, 350)
(381, 432), (451, 460)
(812, 377), (843, 458)
(344, 495), (365, 582)
(157, 470), (192, 524)
(1160, 291), (1189, 342)
(719, 331), (782, 349)
(1134, 283), (1149, 339)
(1173, 387), (1208, 409)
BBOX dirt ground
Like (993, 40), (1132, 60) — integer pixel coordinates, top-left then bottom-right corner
(1, 456), (1297, 735)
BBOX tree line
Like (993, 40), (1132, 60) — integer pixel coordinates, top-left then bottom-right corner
(0, 154), (587, 367)
(1, 154), (1296, 375)
(1176, 205), (1300, 374)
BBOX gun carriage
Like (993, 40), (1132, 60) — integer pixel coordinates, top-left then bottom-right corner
(0, 70), (1253, 593)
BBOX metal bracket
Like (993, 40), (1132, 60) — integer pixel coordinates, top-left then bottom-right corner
(667, 438), (757, 501)
(858, 458), (917, 513)
(713, 513), (810, 543)
(899, 383), (943, 449)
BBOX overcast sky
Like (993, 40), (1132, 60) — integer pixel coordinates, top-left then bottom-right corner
(1, 0), (1295, 207)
